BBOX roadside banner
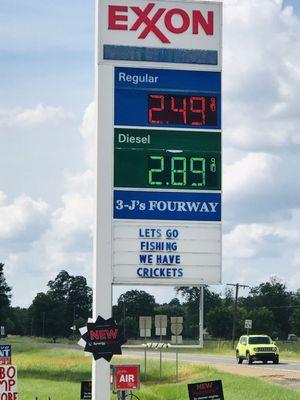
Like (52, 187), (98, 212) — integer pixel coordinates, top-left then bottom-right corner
(0, 345), (11, 365)
(188, 380), (224, 400)
(80, 381), (92, 399)
(0, 365), (18, 400)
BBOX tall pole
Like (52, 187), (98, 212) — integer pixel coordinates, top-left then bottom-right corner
(199, 286), (204, 348)
(94, 0), (113, 398)
(72, 305), (76, 341)
(123, 301), (126, 339)
(227, 283), (249, 348)
(42, 312), (45, 338)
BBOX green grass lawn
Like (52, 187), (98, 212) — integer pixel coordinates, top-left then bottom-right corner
(2, 336), (300, 399)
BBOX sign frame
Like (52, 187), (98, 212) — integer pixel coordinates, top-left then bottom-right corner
(94, 0), (222, 398)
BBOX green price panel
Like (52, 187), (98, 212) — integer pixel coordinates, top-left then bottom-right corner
(114, 129), (221, 191)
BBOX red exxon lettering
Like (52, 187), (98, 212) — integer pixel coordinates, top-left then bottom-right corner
(130, 3), (169, 43)
(108, 5), (128, 30)
(192, 10), (214, 35)
(164, 9), (190, 34)
(107, 3), (215, 43)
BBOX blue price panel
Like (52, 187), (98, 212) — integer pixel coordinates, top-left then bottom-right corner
(115, 67), (221, 130)
(114, 190), (221, 222)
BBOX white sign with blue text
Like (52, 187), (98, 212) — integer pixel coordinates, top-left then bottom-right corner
(113, 221), (221, 285)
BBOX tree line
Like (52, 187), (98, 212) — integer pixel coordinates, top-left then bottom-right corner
(1, 263), (300, 340)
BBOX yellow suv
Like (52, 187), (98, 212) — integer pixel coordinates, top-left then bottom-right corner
(236, 335), (279, 365)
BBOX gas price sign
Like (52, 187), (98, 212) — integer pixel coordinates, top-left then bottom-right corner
(113, 66), (222, 283)
(115, 129), (221, 190)
(115, 67), (221, 130)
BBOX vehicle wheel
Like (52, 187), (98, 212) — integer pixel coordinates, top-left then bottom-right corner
(263, 360), (268, 364)
(246, 352), (253, 365)
(236, 351), (243, 364)
(273, 356), (279, 364)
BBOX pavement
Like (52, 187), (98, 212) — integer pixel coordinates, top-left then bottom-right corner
(122, 349), (300, 391)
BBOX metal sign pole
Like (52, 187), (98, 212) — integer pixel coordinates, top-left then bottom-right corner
(159, 317), (162, 380)
(94, 1), (113, 399)
(199, 286), (204, 348)
(144, 319), (147, 377)
(176, 334), (179, 383)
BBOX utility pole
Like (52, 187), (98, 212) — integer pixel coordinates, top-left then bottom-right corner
(122, 301), (126, 339)
(42, 312), (46, 338)
(72, 305), (76, 341)
(226, 283), (249, 348)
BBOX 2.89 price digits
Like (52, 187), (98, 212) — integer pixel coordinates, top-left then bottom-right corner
(148, 155), (217, 188)
(148, 94), (217, 126)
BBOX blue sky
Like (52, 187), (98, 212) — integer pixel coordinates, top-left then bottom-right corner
(1, 0), (300, 307)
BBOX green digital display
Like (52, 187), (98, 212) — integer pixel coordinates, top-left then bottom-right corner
(114, 128), (221, 191)
(148, 154), (217, 187)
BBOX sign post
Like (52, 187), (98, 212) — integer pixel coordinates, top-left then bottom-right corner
(95, 0), (222, 398)
(245, 320), (252, 335)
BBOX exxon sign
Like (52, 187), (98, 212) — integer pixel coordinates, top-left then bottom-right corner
(99, 0), (222, 68)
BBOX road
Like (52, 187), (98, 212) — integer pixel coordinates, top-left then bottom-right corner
(31, 341), (300, 373)
(27, 341), (300, 389)
(123, 349), (300, 373)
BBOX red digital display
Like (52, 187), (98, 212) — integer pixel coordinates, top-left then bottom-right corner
(148, 94), (217, 126)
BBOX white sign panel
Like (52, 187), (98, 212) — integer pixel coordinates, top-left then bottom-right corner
(0, 365), (18, 399)
(245, 320), (252, 329)
(99, 0), (222, 69)
(113, 221), (221, 285)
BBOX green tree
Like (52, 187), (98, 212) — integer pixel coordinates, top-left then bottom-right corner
(247, 307), (274, 336)
(0, 263), (12, 327)
(176, 286), (222, 338)
(289, 308), (300, 336)
(245, 277), (293, 338)
(8, 307), (30, 335)
(29, 270), (92, 337)
(115, 290), (157, 338)
(48, 271), (92, 326)
(206, 305), (233, 339)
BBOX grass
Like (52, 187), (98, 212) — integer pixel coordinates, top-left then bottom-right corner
(2, 337), (300, 399)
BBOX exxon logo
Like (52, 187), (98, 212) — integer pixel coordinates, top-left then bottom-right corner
(108, 3), (214, 44)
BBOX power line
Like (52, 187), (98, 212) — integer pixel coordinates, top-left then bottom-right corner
(227, 283), (250, 348)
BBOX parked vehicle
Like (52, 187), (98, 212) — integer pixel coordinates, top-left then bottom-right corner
(287, 334), (299, 341)
(236, 335), (279, 365)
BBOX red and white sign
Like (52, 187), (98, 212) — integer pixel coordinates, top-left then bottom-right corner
(113, 365), (140, 390)
(100, 0), (222, 66)
(0, 365), (18, 400)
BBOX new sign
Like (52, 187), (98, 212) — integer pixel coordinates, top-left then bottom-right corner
(188, 380), (224, 400)
(80, 316), (126, 362)
(99, 0), (222, 68)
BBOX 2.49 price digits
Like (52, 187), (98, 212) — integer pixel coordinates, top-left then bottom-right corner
(148, 94), (217, 126)
(148, 155), (216, 188)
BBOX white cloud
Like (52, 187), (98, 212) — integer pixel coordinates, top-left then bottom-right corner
(224, 223), (300, 259)
(0, 192), (49, 241)
(80, 102), (96, 168)
(223, 0), (300, 152)
(51, 192), (93, 238)
(0, 104), (72, 130)
(224, 153), (276, 200)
